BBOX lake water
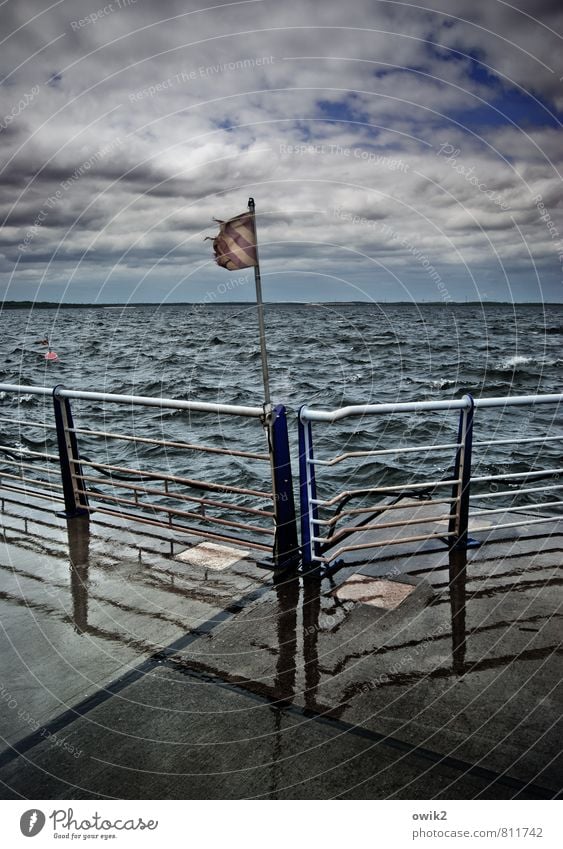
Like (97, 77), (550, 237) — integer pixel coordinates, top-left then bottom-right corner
(1, 302), (562, 524)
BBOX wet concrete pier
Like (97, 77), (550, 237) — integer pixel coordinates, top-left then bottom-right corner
(0, 491), (561, 799)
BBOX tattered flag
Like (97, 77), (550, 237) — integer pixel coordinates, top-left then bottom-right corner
(207, 211), (257, 270)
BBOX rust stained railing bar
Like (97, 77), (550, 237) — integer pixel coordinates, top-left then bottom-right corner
(76, 457), (272, 499)
(320, 529), (458, 563)
(0, 444), (60, 462)
(312, 511), (457, 545)
(314, 496), (457, 525)
(0, 482), (64, 503)
(90, 505), (272, 551)
(78, 473), (275, 517)
(75, 488), (275, 536)
(0, 471), (63, 490)
(69, 425), (270, 461)
(0, 458), (63, 477)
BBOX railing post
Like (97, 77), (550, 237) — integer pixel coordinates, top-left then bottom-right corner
(298, 406), (320, 574)
(448, 393), (474, 550)
(268, 405), (300, 572)
(53, 384), (89, 519)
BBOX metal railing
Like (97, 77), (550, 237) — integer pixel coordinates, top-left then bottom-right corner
(466, 394), (563, 535)
(298, 393), (563, 574)
(2, 383), (561, 578)
(0, 383), (299, 572)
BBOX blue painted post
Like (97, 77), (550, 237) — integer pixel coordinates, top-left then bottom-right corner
(448, 394), (474, 550)
(298, 407), (320, 574)
(269, 405), (300, 571)
(53, 385), (89, 519)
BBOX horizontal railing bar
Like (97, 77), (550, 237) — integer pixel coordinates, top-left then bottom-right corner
(301, 398), (471, 422)
(78, 473), (274, 517)
(310, 441), (461, 466)
(474, 394), (563, 409)
(58, 388), (264, 417)
(313, 496), (456, 526)
(0, 458), (62, 477)
(470, 501), (563, 517)
(300, 392), (563, 423)
(75, 458), (272, 499)
(0, 481), (63, 502)
(326, 529), (456, 560)
(472, 468), (563, 483)
(0, 471), (64, 490)
(69, 425), (269, 461)
(313, 511), (451, 544)
(312, 478), (459, 507)
(79, 489), (274, 536)
(0, 416), (54, 429)
(469, 516), (562, 533)
(472, 434), (563, 448)
(471, 483), (563, 500)
(0, 382), (265, 417)
(0, 384), (51, 397)
(88, 505), (271, 551)
(0, 444), (59, 462)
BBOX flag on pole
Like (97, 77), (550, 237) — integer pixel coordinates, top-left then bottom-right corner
(207, 211), (258, 270)
(207, 198), (271, 406)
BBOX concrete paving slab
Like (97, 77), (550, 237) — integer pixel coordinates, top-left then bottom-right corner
(333, 576), (416, 608)
(175, 541), (251, 570)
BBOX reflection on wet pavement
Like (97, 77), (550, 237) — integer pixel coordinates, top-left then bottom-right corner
(0, 491), (561, 798)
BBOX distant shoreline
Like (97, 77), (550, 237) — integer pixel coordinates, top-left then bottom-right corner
(1, 300), (561, 309)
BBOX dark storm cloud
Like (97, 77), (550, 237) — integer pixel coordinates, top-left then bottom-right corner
(0, 0), (561, 302)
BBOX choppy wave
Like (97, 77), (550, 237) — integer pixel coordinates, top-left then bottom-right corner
(497, 355), (534, 370)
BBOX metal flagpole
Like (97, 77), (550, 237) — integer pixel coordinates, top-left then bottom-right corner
(248, 197), (271, 408)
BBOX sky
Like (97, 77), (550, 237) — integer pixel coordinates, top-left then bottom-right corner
(0, 0), (562, 304)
